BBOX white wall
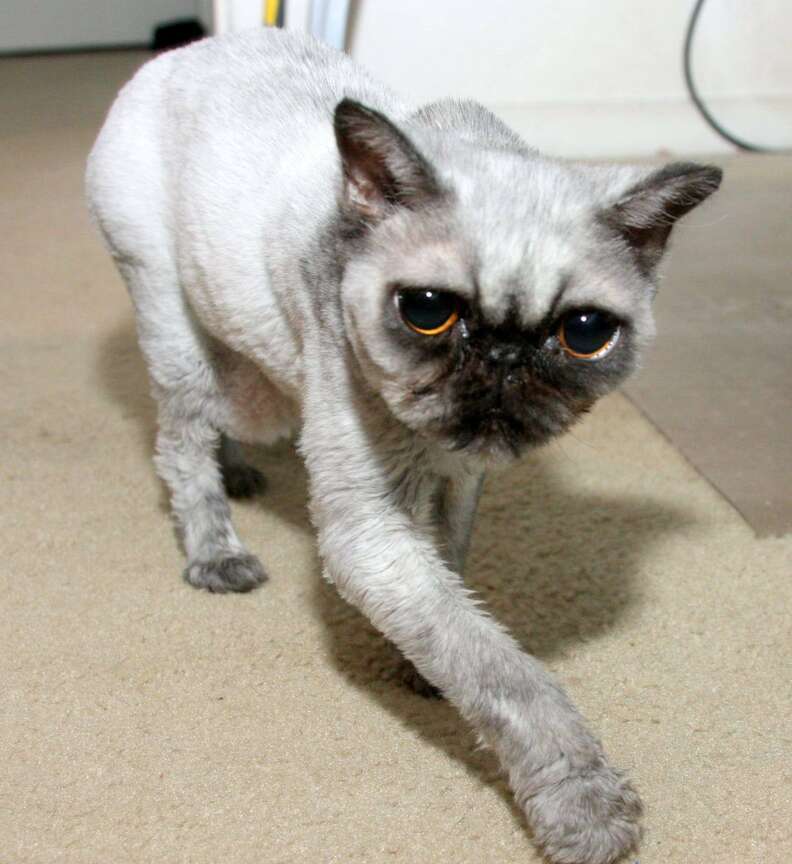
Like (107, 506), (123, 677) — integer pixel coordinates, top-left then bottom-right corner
(346, 0), (792, 157)
(213, 0), (261, 34)
(14, 0), (785, 156)
(0, 0), (203, 52)
(195, 0), (215, 33)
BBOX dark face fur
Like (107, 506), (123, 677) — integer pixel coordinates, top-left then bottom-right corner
(379, 287), (633, 459)
(333, 99), (722, 461)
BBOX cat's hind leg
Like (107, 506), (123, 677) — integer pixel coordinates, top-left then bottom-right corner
(120, 261), (267, 594)
(218, 435), (267, 500)
(155, 397), (268, 593)
(88, 115), (266, 594)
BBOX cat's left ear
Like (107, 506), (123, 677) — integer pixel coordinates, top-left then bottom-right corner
(601, 161), (723, 274)
(334, 99), (440, 221)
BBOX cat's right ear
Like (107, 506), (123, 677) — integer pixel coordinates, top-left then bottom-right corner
(333, 99), (439, 221)
(600, 161), (723, 275)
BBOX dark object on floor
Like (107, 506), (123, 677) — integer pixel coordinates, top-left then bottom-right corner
(151, 19), (206, 52)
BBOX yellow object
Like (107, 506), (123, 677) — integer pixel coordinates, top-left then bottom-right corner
(264, 0), (280, 26)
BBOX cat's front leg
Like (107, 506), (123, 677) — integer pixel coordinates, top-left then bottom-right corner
(391, 468), (484, 697)
(301, 404), (641, 864)
(435, 468), (485, 574)
(315, 495), (641, 863)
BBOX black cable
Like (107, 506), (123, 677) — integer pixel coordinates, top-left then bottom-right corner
(683, 0), (789, 153)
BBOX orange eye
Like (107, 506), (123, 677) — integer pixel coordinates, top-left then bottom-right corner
(398, 289), (460, 335)
(558, 310), (620, 359)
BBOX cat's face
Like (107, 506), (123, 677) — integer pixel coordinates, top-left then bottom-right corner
(334, 100), (721, 460)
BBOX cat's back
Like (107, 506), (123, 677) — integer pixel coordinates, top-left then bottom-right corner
(87, 29), (404, 250)
(89, 28), (403, 192)
(164, 28), (400, 128)
(86, 29), (408, 388)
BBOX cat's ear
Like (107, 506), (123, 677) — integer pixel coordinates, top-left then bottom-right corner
(601, 162), (722, 274)
(333, 99), (440, 220)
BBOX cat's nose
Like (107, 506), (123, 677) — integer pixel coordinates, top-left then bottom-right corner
(488, 345), (522, 368)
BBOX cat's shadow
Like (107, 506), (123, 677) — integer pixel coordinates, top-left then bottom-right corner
(98, 314), (690, 824)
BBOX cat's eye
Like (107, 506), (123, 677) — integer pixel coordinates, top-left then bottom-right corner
(558, 309), (620, 359)
(397, 289), (460, 336)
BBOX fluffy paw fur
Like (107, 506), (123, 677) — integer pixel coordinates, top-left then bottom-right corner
(221, 463), (267, 499)
(184, 553), (268, 593)
(525, 761), (642, 864)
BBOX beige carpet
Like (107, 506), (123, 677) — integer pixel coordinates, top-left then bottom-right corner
(624, 153), (792, 538)
(2, 51), (791, 864)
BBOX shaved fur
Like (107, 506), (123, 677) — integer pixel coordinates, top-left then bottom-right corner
(87, 28), (720, 864)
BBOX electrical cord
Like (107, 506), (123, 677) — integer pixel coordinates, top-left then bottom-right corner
(683, 0), (789, 152)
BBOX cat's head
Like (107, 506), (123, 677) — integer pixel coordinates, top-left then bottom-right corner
(333, 99), (721, 461)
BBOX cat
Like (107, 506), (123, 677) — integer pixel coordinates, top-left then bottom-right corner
(86, 27), (721, 864)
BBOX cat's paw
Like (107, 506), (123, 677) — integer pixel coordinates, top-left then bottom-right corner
(222, 463), (267, 499)
(184, 553), (268, 593)
(525, 761), (642, 864)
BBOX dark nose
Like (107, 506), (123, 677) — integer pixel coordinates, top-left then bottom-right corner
(488, 344), (522, 368)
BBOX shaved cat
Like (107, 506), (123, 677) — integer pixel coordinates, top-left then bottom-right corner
(86, 28), (721, 864)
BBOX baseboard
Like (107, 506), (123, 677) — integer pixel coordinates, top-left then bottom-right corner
(488, 95), (792, 159)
